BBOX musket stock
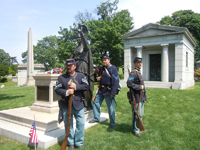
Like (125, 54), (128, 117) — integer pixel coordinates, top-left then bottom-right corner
(128, 67), (146, 131)
(93, 67), (103, 101)
(134, 109), (146, 131)
(93, 87), (99, 101)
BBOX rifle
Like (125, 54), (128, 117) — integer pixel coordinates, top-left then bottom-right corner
(60, 80), (74, 150)
(93, 67), (103, 101)
(127, 67), (146, 131)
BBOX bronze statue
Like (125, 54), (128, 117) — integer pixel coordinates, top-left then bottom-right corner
(71, 24), (94, 110)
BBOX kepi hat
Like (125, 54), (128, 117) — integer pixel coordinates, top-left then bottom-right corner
(66, 58), (76, 65)
(134, 57), (142, 63)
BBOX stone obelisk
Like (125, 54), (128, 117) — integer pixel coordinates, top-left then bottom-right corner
(24, 28), (35, 86)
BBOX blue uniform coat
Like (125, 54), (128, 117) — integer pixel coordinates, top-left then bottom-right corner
(54, 72), (89, 110)
(98, 64), (120, 96)
(127, 68), (147, 103)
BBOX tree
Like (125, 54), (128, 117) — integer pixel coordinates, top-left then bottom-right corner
(84, 1), (133, 67)
(10, 56), (18, 64)
(22, 35), (61, 71)
(57, 24), (78, 64)
(0, 64), (9, 77)
(96, 0), (119, 21)
(21, 51), (27, 64)
(0, 49), (11, 66)
(157, 10), (200, 62)
(8, 64), (18, 76)
(72, 0), (133, 68)
(74, 9), (95, 23)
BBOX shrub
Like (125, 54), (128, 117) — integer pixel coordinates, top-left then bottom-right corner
(1, 78), (7, 82)
(8, 65), (17, 76)
(194, 68), (200, 79)
(118, 67), (124, 80)
(8, 68), (15, 76)
(0, 64), (9, 77)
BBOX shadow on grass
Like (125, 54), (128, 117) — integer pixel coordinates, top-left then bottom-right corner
(0, 94), (25, 101)
(100, 121), (132, 133)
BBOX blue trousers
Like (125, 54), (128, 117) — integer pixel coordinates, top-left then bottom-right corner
(131, 101), (144, 135)
(62, 105), (85, 146)
(93, 93), (115, 125)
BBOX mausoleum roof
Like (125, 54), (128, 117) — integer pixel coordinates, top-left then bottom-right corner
(122, 23), (197, 47)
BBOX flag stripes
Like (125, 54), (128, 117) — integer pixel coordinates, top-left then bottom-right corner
(29, 120), (38, 143)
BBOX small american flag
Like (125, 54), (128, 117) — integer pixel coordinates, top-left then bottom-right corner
(29, 120), (38, 143)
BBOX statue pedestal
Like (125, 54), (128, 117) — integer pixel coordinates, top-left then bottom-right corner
(0, 74), (108, 149)
(32, 74), (60, 113)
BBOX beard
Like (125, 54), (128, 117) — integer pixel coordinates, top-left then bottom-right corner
(67, 68), (72, 73)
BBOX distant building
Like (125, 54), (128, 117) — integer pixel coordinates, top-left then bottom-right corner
(17, 64), (45, 86)
(121, 23), (197, 89)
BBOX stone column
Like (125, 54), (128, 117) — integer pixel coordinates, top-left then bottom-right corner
(135, 46), (143, 74)
(124, 47), (132, 80)
(24, 28), (35, 86)
(174, 42), (184, 82)
(161, 44), (169, 82)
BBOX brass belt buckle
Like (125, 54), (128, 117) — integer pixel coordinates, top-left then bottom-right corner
(102, 85), (105, 88)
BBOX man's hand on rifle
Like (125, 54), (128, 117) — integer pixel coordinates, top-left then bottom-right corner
(67, 89), (74, 95)
(69, 82), (76, 90)
(141, 85), (144, 89)
(97, 76), (101, 81)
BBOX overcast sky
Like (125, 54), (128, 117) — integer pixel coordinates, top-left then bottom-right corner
(0, 0), (200, 64)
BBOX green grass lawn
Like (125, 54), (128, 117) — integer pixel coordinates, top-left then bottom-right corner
(0, 79), (200, 150)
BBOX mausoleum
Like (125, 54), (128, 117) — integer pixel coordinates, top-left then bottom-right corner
(17, 64), (45, 86)
(121, 23), (197, 89)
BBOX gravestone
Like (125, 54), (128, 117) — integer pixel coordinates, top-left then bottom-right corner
(12, 76), (17, 82)
(17, 64), (45, 86)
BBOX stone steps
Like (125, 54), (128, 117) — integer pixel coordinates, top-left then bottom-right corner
(0, 107), (94, 132)
(120, 80), (172, 89)
(144, 81), (172, 89)
(0, 106), (109, 149)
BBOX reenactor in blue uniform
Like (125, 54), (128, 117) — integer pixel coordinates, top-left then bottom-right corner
(89, 54), (120, 129)
(127, 57), (147, 137)
(54, 58), (88, 150)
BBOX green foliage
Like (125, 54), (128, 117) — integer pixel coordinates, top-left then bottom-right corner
(58, 0), (134, 68)
(0, 78), (7, 82)
(84, 1), (133, 67)
(8, 69), (15, 76)
(157, 10), (200, 62)
(8, 65), (17, 76)
(22, 35), (62, 71)
(96, 0), (119, 21)
(157, 15), (173, 25)
(10, 64), (18, 73)
(0, 49), (11, 67)
(0, 78), (16, 86)
(0, 81), (200, 149)
(21, 51), (27, 64)
(21, 0), (133, 69)
(0, 64), (9, 77)
(57, 24), (77, 64)
(118, 67), (124, 79)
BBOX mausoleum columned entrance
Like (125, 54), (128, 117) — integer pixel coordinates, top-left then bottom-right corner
(128, 44), (175, 82)
(121, 23), (197, 89)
